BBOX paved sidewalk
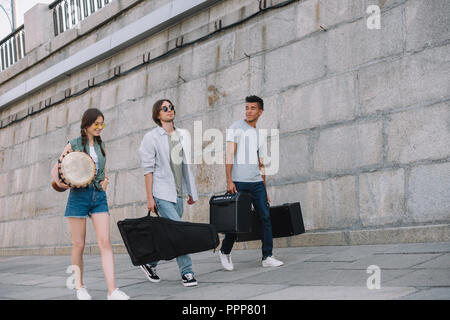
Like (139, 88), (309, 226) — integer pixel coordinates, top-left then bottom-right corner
(0, 241), (449, 300)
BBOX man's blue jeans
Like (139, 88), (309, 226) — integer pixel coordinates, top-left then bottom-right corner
(148, 196), (194, 276)
(220, 181), (273, 258)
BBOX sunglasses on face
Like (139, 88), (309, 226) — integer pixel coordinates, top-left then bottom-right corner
(93, 122), (105, 129)
(161, 105), (175, 112)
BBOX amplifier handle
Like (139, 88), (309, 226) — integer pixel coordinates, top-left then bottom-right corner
(210, 192), (237, 206)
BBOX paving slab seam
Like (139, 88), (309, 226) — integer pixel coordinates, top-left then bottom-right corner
(303, 260), (358, 263)
(408, 255), (448, 268)
(114, 280), (154, 288)
(373, 251), (450, 255)
(327, 268), (447, 272)
(245, 287), (292, 300)
(399, 286), (450, 299)
(413, 285), (450, 289)
(382, 269), (450, 287)
(381, 269), (421, 283)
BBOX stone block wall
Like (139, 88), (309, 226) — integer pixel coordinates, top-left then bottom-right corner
(0, 0), (449, 255)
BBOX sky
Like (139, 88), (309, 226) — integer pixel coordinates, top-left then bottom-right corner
(0, 0), (53, 40)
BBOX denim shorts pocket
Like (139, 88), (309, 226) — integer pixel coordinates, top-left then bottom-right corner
(65, 189), (91, 217)
(100, 190), (107, 200)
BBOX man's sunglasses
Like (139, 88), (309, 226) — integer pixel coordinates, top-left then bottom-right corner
(161, 105), (175, 112)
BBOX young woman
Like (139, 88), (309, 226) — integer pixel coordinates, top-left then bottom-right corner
(57, 108), (130, 300)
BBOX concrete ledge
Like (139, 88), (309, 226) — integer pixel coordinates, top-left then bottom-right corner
(290, 230), (349, 247)
(347, 224), (450, 245)
(1, 224), (449, 257)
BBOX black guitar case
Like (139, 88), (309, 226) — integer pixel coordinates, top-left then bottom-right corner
(117, 209), (219, 266)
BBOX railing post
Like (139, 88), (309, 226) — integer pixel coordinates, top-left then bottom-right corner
(0, 0), (115, 72)
(23, 4), (55, 54)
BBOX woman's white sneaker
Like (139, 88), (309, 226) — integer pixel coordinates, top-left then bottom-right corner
(107, 288), (130, 300)
(76, 286), (92, 300)
(218, 251), (234, 271)
(262, 256), (284, 268)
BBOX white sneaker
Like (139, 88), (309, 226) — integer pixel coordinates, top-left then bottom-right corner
(76, 286), (92, 300)
(219, 251), (234, 271)
(107, 288), (130, 300)
(262, 256), (284, 268)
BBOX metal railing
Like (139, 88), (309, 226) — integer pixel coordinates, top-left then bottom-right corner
(0, 0), (115, 73)
(50, 0), (114, 36)
(0, 25), (25, 72)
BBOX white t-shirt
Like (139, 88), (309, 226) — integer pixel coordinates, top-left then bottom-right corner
(89, 146), (99, 174)
(226, 119), (265, 182)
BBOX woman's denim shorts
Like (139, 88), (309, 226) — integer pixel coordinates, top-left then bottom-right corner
(64, 184), (110, 218)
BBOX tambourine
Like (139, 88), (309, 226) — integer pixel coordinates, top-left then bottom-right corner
(51, 151), (96, 192)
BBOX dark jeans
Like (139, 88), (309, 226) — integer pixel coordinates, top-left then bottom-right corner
(220, 181), (273, 258)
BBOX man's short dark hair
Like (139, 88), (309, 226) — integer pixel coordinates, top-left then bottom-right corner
(245, 95), (264, 110)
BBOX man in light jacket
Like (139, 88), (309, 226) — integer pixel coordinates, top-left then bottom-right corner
(138, 99), (199, 287)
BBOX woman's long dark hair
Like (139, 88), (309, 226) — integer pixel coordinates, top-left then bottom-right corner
(81, 108), (106, 156)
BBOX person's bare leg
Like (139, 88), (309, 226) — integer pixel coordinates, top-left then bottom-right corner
(91, 213), (116, 295)
(68, 217), (87, 289)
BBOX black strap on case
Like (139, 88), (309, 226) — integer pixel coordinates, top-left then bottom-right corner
(147, 206), (160, 217)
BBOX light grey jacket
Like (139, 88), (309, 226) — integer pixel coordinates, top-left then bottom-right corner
(139, 126), (198, 203)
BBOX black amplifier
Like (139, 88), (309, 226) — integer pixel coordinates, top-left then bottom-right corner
(236, 202), (305, 242)
(209, 192), (253, 233)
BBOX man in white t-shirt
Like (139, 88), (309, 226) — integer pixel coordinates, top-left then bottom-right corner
(218, 95), (284, 270)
